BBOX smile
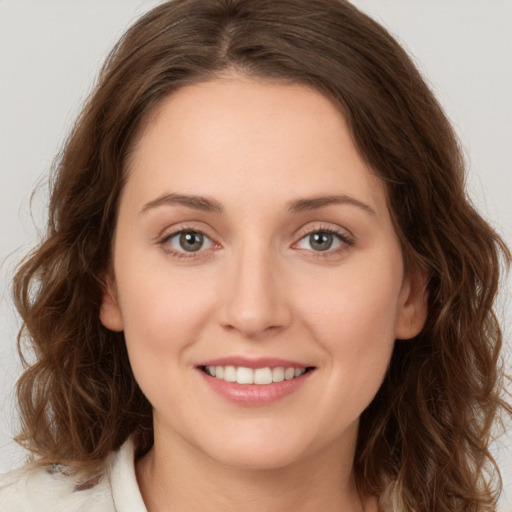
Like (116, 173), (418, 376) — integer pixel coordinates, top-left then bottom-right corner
(197, 359), (315, 406)
(200, 365), (310, 385)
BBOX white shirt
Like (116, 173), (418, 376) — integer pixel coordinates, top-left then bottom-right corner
(0, 438), (147, 511)
(1, 439), (403, 512)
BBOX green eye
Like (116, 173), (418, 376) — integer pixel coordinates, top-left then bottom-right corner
(308, 232), (335, 251)
(296, 229), (351, 253)
(166, 230), (213, 253)
(179, 232), (205, 252)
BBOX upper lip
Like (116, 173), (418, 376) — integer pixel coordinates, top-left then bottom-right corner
(196, 356), (313, 369)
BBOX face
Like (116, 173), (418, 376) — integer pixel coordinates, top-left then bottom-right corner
(101, 76), (427, 471)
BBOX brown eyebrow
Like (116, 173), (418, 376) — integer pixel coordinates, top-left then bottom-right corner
(286, 195), (377, 216)
(140, 193), (376, 216)
(140, 193), (224, 214)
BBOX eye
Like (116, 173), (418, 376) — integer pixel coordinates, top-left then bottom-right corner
(163, 230), (214, 254)
(295, 228), (353, 253)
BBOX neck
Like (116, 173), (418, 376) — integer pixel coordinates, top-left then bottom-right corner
(136, 426), (377, 512)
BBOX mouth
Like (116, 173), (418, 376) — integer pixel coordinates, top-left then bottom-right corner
(198, 365), (315, 385)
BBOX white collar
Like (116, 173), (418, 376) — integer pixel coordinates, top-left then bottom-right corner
(108, 437), (148, 512)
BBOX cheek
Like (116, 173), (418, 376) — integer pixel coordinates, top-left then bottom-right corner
(296, 255), (403, 388)
(116, 273), (217, 423)
(114, 263), (216, 376)
(300, 262), (402, 339)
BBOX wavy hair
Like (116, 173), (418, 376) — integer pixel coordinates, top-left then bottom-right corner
(13, 0), (510, 509)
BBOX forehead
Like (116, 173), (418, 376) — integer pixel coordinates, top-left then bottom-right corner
(125, 77), (387, 218)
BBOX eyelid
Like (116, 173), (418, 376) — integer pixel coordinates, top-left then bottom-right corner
(296, 222), (354, 242)
(156, 222), (355, 260)
(157, 223), (221, 259)
(292, 224), (355, 256)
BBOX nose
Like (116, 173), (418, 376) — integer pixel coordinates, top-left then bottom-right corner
(218, 244), (292, 339)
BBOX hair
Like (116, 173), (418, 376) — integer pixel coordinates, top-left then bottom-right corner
(12, 0), (510, 510)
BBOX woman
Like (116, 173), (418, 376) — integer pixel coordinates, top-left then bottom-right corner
(0, 0), (510, 510)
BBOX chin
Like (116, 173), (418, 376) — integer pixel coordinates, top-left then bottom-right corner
(194, 426), (322, 472)
(210, 445), (305, 471)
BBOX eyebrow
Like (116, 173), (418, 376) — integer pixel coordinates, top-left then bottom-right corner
(140, 193), (376, 216)
(286, 195), (376, 215)
(140, 193), (224, 214)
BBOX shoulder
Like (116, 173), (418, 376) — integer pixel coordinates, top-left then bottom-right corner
(0, 443), (145, 512)
(0, 438), (146, 512)
(0, 461), (114, 512)
(0, 463), (115, 512)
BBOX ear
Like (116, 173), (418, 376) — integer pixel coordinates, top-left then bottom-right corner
(394, 266), (428, 340)
(99, 274), (124, 332)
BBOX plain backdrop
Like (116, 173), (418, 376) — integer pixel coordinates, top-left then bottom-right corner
(1, 0), (511, 508)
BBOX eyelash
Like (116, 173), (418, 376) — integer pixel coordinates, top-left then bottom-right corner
(157, 224), (354, 260)
(296, 225), (355, 259)
(158, 224), (214, 260)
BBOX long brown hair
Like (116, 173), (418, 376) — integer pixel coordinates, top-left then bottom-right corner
(13, 1), (510, 509)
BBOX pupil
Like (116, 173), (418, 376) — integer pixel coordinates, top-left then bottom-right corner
(180, 232), (203, 252)
(310, 232), (332, 251)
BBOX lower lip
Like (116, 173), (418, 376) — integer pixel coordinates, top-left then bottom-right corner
(198, 369), (313, 406)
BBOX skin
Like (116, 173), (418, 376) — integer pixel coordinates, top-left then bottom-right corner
(100, 75), (428, 512)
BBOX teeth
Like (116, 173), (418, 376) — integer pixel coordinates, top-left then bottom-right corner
(236, 367), (254, 384)
(254, 368), (272, 385)
(284, 367), (295, 380)
(204, 365), (307, 385)
(272, 367), (284, 383)
(224, 366), (236, 383)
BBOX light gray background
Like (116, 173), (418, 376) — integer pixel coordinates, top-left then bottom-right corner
(1, 0), (511, 508)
